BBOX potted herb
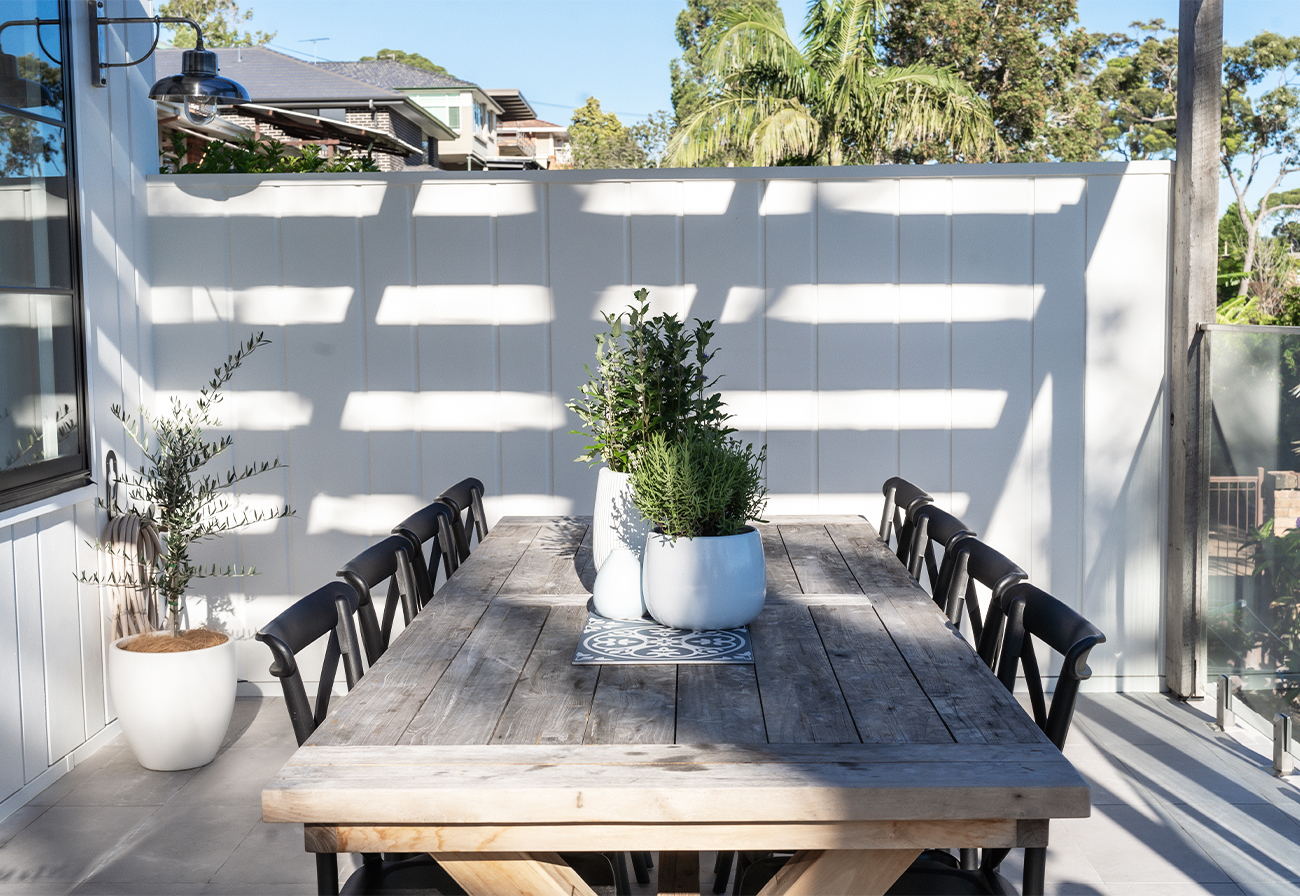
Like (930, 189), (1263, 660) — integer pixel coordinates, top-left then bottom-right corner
(568, 288), (729, 619)
(80, 332), (293, 770)
(632, 427), (768, 630)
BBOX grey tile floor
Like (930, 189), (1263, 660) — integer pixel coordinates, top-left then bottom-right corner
(0, 693), (1295, 895)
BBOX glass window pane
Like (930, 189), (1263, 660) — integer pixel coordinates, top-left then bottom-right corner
(0, 291), (79, 473)
(0, 0), (65, 121)
(0, 123), (70, 288)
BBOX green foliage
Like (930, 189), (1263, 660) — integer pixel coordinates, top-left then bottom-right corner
(568, 288), (731, 474)
(631, 428), (767, 539)
(1088, 20), (1179, 161)
(629, 110), (677, 168)
(671, 0), (784, 165)
(158, 0), (274, 47)
(569, 97), (649, 169)
(159, 133), (379, 174)
(360, 48), (450, 76)
(79, 333), (293, 636)
(668, 0), (1002, 167)
(1244, 519), (1300, 666)
(880, 0), (1104, 162)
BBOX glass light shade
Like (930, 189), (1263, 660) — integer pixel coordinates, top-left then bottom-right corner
(148, 48), (248, 120)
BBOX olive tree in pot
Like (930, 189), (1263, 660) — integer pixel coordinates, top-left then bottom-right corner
(568, 288), (729, 619)
(80, 332), (293, 770)
(632, 427), (768, 630)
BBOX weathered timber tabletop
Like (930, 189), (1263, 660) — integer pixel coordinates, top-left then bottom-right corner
(262, 515), (1090, 896)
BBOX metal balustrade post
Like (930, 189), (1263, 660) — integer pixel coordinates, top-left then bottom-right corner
(1274, 713), (1294, 777)
(1216, 675), (1234, 730)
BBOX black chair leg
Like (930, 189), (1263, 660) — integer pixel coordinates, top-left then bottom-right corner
(960, 847), (978, 870)
(631, 850), (651, 885)
(315, 852), (339, 896)
(1023, 846), (1046, 896)
(712, 851), (734, 894)
(610, 851), (630, 895)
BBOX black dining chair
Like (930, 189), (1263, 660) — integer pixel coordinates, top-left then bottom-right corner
(883, 583), (1107, 896)
(337, 534), (422, 663)
(906, 504), (977, 596)
(936, 537), (1028, 660)
(256, 583), (465, 896)
(879, 477), (933, 573)
(439, 477), (490, 564)
(392, 499), (459, 607)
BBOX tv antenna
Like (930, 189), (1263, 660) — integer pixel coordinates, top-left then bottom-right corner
(299, 37), (329, 64)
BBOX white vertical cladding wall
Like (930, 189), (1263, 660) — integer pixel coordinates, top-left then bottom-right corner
(0, 0), (158, 817)
(145, 163), (1170, 692)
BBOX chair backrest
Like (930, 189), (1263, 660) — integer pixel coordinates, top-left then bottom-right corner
(879, 477), (932, 570)
(439, 476), (489, 562)
(337, 534), (420, 664)
(907, 503), (977, 594)
(992, 582), (1107, 749)
(392, 499), (459, 607)
(939, 537), (1027, 659)
(255, 582), (365, 746)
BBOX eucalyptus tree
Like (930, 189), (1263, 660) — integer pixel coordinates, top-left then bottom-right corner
(667, 0), (1001, 166)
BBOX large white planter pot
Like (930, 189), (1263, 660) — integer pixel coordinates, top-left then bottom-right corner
(642, 527), (767, 630)
(108, 634), (237, 771)
(591, 466), (652, 570)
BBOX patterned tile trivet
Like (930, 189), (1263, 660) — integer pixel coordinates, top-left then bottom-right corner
(573, 611), (753, 664)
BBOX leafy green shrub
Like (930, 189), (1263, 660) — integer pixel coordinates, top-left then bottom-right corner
(631, 428), (766, 539)
(568, 288), (731, 473)
(160, 132), (380, 174)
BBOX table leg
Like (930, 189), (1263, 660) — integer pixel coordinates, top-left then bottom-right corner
(756, 849), (921, 896)
(658, 851), (701, 896)
(431, 851), (598, 896)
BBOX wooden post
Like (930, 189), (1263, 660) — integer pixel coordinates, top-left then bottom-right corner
(1167, 0), (1222, 699)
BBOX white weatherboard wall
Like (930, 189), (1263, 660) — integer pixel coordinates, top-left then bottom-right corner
(0, 0), (158, 819)
(145, 164), (1170, 694)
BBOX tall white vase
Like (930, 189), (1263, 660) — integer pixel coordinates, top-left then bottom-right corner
(591, 466), (652, 570)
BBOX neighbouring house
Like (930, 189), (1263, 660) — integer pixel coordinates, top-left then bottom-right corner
(495, 117), (572, 169)
(153, 47), (457, 171)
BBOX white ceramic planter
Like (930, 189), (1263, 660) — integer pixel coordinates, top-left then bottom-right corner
(642, 527), (767, 630)
(591, 466), (652, 570)
(108, 634), (237, 771)
(591, 544), (647, 620)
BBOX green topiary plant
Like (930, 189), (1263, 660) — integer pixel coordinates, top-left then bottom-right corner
(160, 132), (380, 174)
(568, 288), (731, 473)
(80, 332), (294, 638)
(630, 427), (767, 539)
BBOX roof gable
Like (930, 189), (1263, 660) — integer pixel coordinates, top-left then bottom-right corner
(316, 60), (478, 90)
(154, 47), (401, 103)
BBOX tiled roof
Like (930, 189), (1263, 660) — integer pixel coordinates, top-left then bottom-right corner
(500, 119), (564, 130)
(154, 47), (401, 103)
(316, 61), (478, 90)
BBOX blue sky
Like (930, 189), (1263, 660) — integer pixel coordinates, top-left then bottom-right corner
(240, 1), (1297, 127)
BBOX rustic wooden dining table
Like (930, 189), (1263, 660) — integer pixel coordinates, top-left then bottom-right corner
(262, 515), (1089, 896)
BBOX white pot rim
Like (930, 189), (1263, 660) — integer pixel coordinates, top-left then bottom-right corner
(650, 524), (757, 539)
(111, 632), (232, 654)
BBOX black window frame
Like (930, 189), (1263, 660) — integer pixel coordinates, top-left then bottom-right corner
(0, 0), (90, 511)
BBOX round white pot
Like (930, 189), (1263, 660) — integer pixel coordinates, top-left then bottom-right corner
(108, 634), (237, 771)
(591, 544), (647, 620)
(642, 527), (767, 630)
(592, 466), (652, 570)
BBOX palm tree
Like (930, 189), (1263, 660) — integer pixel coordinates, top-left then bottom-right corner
(667, 0), (1002, 166)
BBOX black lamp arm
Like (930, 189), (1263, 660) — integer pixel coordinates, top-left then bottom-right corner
(90, 0), (206, 86)
(0, 17), (64, 65)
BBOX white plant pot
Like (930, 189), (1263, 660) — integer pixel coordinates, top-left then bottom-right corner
(592, 466), (652, 570)
(642, 527), (767, 630)
(591, 544), (647, 620)
(108, 634), (237, 771)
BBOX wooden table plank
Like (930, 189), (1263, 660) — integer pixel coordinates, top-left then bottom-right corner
(497, 518), (590, 595)
(492, 605), (600, 745)
(307, 596), (490, 747)
(826, 523), (920, 592)
(812, 605), (953, 745)
(583, 665), (677, 744)
(778, 524), (864, 593)
(438, 520), (541, 598)
(756, 523), (802, 595)
(400, 602), (548, 745)
(676, 665), (768, 744)
(750, 602), (859, 744)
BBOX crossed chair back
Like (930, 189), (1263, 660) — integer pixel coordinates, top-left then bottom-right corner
(439, 477), (489, 563)
(906, 504), (976, 595)
(392, 499), (459, 607)
(879, 477), (933, 571)
(337, 535), (421, 664)
(939, 537), (1028, 656)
